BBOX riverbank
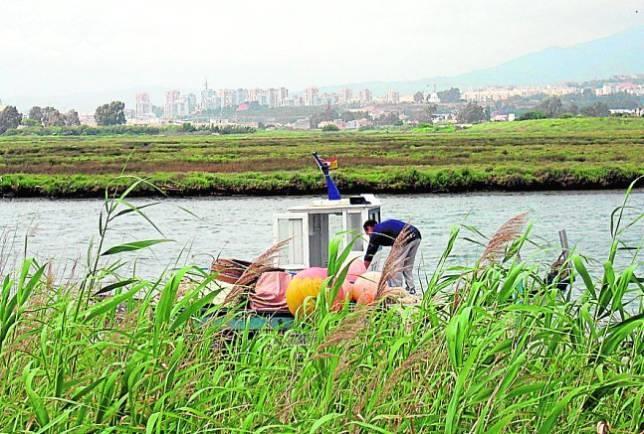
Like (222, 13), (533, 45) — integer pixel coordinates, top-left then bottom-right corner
(0, 165), (641, 198)
(1, 117), (642, 197)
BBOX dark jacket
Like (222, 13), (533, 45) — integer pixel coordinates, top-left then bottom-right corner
(364, 219), (421, 261)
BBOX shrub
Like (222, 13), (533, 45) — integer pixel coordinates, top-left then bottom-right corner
(321, 124), (340, 132)
(519, 111), (547, 121)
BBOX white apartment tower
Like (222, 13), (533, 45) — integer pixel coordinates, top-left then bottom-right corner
(359, 88), (373, 104)
(305, 87), (319, 106)
(135, 93), (151, 118)
(279, 87), (289, 105)
(164, 90), (181, 119)
(341, 88), (353, 104)
(386, 90), (400, 104)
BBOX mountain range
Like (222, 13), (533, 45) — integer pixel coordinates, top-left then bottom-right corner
(320, 25), (644, 95)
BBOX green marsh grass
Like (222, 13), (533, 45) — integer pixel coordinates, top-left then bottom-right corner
(0, 179), (642, 432)
(0, 117), (642, 197)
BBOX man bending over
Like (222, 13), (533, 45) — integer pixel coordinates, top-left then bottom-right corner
(363, 219), (422, 295)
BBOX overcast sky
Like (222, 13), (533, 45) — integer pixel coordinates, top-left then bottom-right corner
(0, 0), (641, 108)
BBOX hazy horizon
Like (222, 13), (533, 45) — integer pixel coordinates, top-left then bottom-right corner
(1, 0), (642, 111)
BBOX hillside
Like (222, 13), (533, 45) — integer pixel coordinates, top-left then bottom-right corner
(322, 26), (644, 95)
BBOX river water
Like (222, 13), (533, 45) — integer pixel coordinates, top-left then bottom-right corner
(0, 191), (642, 282)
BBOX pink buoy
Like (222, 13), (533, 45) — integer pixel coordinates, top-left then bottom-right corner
(294, 267), (328, 280)
(346, 260), (367, 284)
(352, 271), (382, 304)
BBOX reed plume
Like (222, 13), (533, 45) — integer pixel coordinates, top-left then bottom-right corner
(453, 212), (528, 311)
(317, 307), (371, 352)
(376, 226), (413, 298)
(223, 239), (289, 305)
(479, 212), (528, 264)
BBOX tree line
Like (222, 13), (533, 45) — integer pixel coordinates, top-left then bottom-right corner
(0, 100), (127, 134)
(180, 123), (256, 135)
(519, 96), (612, 120)
(413, 87), (462, 104)
(1, 101), (256, 136)
(25, 106), (80, 127)
(454, 97), (616, 124)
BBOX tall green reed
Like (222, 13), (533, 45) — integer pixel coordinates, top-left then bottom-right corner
(0, 179), (641, 433)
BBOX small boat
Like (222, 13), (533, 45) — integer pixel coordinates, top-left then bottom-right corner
(273, 153), (382, 272)
(208, 153), (384, 330)
(213, 152), (383, 278)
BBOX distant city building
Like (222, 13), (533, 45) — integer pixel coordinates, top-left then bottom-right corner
(201, 80), (219, 111)
(321, 92), (339, 105)
(190, 85), (296, 109)
(340, 88), (353, 104)
(304, 87), (319, 106)
(595, 82), (644, 96)
(346, 118), (372, 129)
(491, 113), (516, 122)
(164, 90), (181, 119)
(248, 88), (262, 103)
(161, 91), (197, 119)
(462, 85), (579, 103)
(219, 89), (234, 109)
(291, 118), (311, 130)
(235, 88), (249, 106)
(278, 87), (289, 105)
(176, 100), (187, 117)
(284, 95), (304, 107)
(185, 93), (197, 114)
(135, 93), (151, 118)
(258, 90), (269, 106)
(268, 88), (279, 108)
(359, 88), (373, 104)
(610, 108), (644, 116)
(385, 90), (400, 104)
(427, 92), (441, 104)
(207, 118), (258, 129)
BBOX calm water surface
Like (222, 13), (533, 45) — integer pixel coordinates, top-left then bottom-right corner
(0, 191), (642, 280)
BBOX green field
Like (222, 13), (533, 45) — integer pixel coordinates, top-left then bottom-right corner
(0, 117), (642, 197)
(0, 184), (642, 432)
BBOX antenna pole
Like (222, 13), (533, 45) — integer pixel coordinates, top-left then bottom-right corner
(312, 153), (341, 200)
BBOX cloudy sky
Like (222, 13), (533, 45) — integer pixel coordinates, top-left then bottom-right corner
(0, 0), (641, 109)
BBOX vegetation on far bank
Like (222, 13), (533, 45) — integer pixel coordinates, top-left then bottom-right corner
(1, 165), (641, 198)
(0, 117), (642, 197)
(1, 123), (256, 137)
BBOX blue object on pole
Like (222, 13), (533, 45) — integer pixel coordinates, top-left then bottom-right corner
(312, 153), (341, 201)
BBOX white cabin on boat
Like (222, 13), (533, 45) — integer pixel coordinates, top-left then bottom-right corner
(273, 194), (381, 271)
